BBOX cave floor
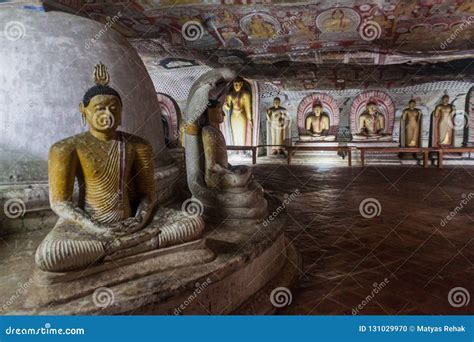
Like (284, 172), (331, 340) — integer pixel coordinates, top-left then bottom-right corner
(251, 164), (474, 315)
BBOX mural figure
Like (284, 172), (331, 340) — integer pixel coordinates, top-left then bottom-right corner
(249, 14), (276, 38)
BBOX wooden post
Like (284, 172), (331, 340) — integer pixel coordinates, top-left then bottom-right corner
(438, 150), (443, 168)
(287, 147), (292, 165)
(423, 150), (428, 168)
(360, 149), (365, 167)
(348, 149), (352, 167)
(252, 147), (257, 165)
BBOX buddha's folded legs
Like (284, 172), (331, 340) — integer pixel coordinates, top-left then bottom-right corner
(35, 219), (106, 272)
(35, 208), (205, 272)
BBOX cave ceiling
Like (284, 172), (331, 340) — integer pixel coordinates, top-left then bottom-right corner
(43, 0), (474, 87)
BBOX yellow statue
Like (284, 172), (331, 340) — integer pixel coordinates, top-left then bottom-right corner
(201, 100), (252, 189)
(249, 14), (275, 38)
(353, 101), (391, 141)
(300, 101), (336, 141)
(266, 97), (290, 154)
(35, 63), (204, 272)
(400, 99), (422, 147)
(222, 76), (253, 146)
(431, 95), (455, 147)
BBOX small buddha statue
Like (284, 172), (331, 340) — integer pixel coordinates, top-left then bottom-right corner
(353, 101), (391, 141)
(222, 76), (253, 146)
(400, 99), (422, 147)
(431, 94), (455, 147)
(184, 68), (268, 224)
(266, 97), (290, 155)
(300, 101), (336, 141)
(35, 63), (204, 273)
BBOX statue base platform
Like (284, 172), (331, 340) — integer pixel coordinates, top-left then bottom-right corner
(294, 141), (340, 147)
(1, 199), (300, 315)
(298, 135), (336, 142)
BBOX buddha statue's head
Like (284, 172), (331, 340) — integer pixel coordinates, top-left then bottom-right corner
(199, 100), (223, 128)
(408, 99), (416, 109)
(232, 76), (244, 92)
(273, 97), (281, 108)
(79, 63), (122, 134)
(441, 94), (449, 105)
(366, 101), (378, 115)
(312, 102), (323, 116)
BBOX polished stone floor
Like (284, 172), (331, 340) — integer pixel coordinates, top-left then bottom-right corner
(251, 164), (474, 315)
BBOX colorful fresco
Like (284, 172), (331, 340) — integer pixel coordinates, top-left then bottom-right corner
(43, 0), (474, 69)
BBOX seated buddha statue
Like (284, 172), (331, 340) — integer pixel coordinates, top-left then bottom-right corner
(184, 68), (268, 224)
(300, 102), (336, 141)
(353, 101), (392, 141)
(35, 63), (204, 273)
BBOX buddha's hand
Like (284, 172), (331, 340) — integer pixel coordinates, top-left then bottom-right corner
(108, 217), (146, 234)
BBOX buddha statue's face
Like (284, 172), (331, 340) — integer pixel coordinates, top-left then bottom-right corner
(80, 95), (122, 133)
(273, 98), (281, 107)
(208, 107), (224, 125)
(442, 95), (449, 104)
(408, 100), (416, 109)
(313, 105), (322, 116)
(233, 81), (243, 92)
(367, 103), (377, 114)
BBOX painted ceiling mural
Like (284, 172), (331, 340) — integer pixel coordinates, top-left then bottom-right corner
(44, 0), (474, 69)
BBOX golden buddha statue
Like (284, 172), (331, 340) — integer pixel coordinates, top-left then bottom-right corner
(400, 99), (422, 147)
(300, 101), (336, 142)
(266, 97), (290, 154)
(35, 63), (204, 273)
(431, 95), (455, 147)
(201, 100), (252, 189)
(353, 101), (391, 141)
(222, 76), (253, 146)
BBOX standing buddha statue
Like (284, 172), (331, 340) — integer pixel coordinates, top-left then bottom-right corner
(400, 99), (422, 147)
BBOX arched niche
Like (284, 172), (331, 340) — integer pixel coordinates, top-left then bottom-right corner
(350, 90), (395, 135)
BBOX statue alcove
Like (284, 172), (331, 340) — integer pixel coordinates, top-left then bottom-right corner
(297, 93), (340, 142)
